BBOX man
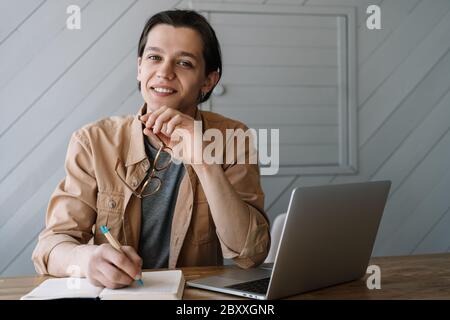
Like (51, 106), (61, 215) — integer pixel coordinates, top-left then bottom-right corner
(32, 9), (270, 289)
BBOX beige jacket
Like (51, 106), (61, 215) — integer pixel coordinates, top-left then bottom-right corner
(32, 105), (270, 275)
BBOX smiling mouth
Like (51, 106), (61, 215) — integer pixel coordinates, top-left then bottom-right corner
(150, 86), (177, 94)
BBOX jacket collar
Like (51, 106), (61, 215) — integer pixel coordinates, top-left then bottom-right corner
(125, 103), (202, 167)
(125, 103), (147, 167)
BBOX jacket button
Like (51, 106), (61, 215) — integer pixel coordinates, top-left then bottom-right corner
(131, 179), (138, 187)
(108, 199), (116, 209)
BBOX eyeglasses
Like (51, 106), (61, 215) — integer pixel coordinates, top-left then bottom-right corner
(114, 131), (173, 198)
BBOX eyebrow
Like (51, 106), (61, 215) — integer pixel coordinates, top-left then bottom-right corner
(144, 46), (198, 61)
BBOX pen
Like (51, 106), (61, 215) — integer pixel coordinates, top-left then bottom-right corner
(100, 225), (144, 286)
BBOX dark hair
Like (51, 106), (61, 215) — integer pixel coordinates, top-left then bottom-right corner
(137, 10), (222, 103)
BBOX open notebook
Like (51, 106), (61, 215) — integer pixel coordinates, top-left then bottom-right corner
(21, 270), (185, 300)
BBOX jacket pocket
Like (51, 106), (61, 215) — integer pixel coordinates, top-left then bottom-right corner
(94, 191), (125, 243)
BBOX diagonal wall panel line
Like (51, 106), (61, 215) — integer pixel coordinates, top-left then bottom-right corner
(0, 0), (138, 140)
(366, 86), (450, 183)
(358, 0), (422, 68)
(0, 0), (46, 46)
(374, 126), (450, 253)
(0, 88), (142, 274)
(266, 177), (300, 213)
(359, 47), (450, 152)
(0, 0), (95, 92)
(0, 220), (43, 275)
(411, 205), (450, 255)
(0, 46), (135, 186)
(328, 45), (450, 186)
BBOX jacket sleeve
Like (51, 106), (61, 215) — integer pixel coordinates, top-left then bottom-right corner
(217, 123), (271, 269)
(32, 130), (98, 275)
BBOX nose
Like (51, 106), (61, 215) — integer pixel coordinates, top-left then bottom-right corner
(156, 60), (175, 80)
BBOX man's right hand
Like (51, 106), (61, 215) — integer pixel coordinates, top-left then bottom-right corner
(86, 243), (143, 289)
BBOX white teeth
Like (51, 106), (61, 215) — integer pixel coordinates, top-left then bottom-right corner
(153, 87), (174, 93)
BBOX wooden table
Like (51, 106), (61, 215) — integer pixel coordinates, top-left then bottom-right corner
(1, 253), (450, 300)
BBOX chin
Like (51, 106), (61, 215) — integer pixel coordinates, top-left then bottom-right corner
(145, 98), (182, 111)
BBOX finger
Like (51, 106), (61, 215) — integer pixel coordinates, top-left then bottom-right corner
(97, 267), (127, 289)
(99, 261), (134, 287)
(139, 108), (154, 122)
(153, 109), (176, 134)
(139, 114), (148, 123)
(165, 114), (182, 136)
(146, 106), (168, 129)
(160, 123), (168, 136)
(145, 106), (166, 127)
(102, 245), (141, 281)
(143, 128), (166, 152)
(143, 128), (153, 137)
(90, 266), (118, 289)
(88, 278), (104, 288)
(87, 271), (104, 288)
(156, 132), (172, 148)
(143, 127), (152, 137)
(121, 246), (143, 269)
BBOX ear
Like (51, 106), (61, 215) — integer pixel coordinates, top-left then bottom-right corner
(201, 70), (220, 93)
(137, 57), (142, 81)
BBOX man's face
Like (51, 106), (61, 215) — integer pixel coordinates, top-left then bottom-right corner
(137, 24), (216, 114)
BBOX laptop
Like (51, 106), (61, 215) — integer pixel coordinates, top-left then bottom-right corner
(187, 180), (391, 299)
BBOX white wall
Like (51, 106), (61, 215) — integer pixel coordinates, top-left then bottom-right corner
(1, 0), (449, 276)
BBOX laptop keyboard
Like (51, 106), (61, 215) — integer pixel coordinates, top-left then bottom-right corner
(225, 277), (270, 294)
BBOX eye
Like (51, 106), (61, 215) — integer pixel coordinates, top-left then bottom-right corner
(178, 60), (193, 68)
(147, 55), (161, 61)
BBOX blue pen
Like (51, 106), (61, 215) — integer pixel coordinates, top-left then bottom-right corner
(100, 225), (144, 286)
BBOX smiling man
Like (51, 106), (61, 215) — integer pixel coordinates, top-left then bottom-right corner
(32, 9), (271, 289)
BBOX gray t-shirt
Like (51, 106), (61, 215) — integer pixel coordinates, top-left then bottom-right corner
(138, 137), (185, 269)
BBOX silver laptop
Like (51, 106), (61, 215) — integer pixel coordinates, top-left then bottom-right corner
(187, 180), (391, 299)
